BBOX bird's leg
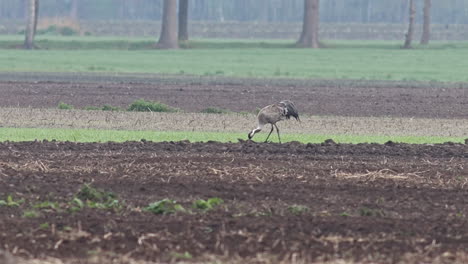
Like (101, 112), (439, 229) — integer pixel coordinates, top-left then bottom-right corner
(264, 124), (274, 143)
(274, 124), (281, 143)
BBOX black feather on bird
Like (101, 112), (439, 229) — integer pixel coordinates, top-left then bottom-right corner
(279, 100), (300, 121)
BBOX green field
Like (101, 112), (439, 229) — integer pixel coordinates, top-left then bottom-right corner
(0, 127), (464, 144)
(1, 36), (468, 82)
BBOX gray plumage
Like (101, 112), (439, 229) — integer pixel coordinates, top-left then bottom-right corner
(248, 100), (300, 143)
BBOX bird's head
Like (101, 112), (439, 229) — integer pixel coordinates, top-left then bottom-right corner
(248, 131), (253, 140)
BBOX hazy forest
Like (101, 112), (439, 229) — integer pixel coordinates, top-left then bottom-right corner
(1, 0), (468, 23)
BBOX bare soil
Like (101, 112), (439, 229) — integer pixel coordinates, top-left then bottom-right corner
(1, 141), (468, 263)
(0, 72), (467, 119)
(1, 73), (468, 263)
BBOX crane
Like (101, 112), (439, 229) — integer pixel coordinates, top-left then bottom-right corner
(248, 100), (300, 143)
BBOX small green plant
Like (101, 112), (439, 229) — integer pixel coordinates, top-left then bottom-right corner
(170, 251), (192, 260)
(200, 107), (230, 114)
(127, 99), (178, 113)
(145, 199), (185, 215)
(71, 197), (84, 211)
(101, 104), (121, 111)
(340, 212), (350, 217)
(34, 201), (59, 210)
(57, 102), (74, 110)
(288, 204), (310, 215)
(76, 184), (112, 201)
(23, 210), (40, 218)
(71, 184), (122, 210)
(39, 222), (50, 230)
(359, 207), (385, 217)
(192, 197), (223, 211)
(0, 195), (24, 207)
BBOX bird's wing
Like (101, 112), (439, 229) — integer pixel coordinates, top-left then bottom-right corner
(279, 100), (300, 121)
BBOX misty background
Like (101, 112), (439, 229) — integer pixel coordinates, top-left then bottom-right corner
(1, 0), (468, 40)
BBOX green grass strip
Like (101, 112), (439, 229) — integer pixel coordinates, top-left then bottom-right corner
(1, 38), (468, 82)
(0, 127), (464, 144)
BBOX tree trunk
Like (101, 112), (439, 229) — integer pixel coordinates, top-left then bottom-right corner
(296, 0), (320, 48)
(70, 0), (78, 20)
(178, 0), (189, 41)
(156, 0), (178, 49)
(366, 0), (372, 23)
(33, 0), (38, 35)
(403, 0), (415, 49)
(217, 4), (224, 22)
(420, 0), (431, 45)
(24, 0), (38, 49)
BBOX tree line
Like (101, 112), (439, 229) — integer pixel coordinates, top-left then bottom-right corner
(22, 0), (432, 49)
(2, 0), (467, 24)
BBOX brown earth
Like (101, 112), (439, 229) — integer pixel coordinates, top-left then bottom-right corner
(1, 140), (468, 263)
(0, 73), (468, 263)
(0, 72), (467, 118)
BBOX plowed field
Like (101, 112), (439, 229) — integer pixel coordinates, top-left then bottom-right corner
(0, 72), (467, 118)
(0, 73), (468, 263)
(1, 141), (468, 263)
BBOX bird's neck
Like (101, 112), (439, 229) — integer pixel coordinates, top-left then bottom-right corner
(249, 127), (262, 137)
